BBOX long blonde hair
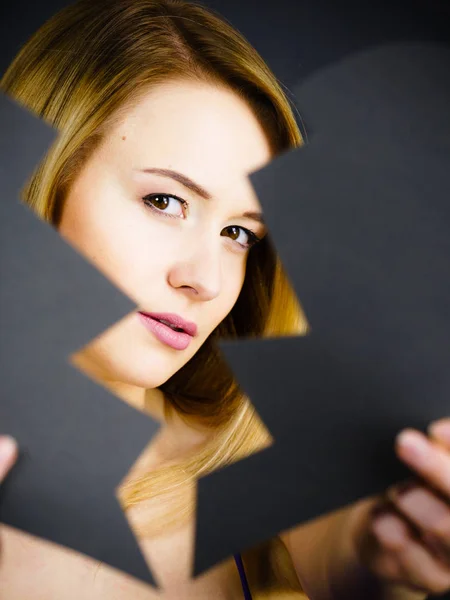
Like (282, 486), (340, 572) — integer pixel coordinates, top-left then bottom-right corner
(1, 0), (308, 595)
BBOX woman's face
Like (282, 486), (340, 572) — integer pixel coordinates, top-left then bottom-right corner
(58, 79), (271, 391)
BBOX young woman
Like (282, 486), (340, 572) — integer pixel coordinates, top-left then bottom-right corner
(1, 1), (450, 598)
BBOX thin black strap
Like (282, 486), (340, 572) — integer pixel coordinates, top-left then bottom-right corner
(234, 553), (253, 600)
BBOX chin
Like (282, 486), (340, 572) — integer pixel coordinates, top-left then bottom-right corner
(106, 361), (175, 390)
(124, 371), (172, 390)
(104, 348), (186, 389)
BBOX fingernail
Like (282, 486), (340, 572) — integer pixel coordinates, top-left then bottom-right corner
(429, 419), (450, 443)
(396, 430), (428, 461)
(0, 436), (17, 462)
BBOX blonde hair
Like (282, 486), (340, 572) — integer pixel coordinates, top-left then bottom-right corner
(1, 0), (308, 595)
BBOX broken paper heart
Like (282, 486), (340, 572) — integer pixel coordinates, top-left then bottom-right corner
(194, 44), (450, 590)
(0, 93), (159, 585)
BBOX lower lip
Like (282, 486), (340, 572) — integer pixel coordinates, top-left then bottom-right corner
(137, 313), (193, 351)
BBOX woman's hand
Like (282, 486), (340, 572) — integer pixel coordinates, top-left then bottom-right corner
(355, 417), (450, 597)
(0, 435), (18, 483)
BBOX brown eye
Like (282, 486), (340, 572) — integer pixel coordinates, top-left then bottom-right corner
(224, 226), (240, 240)
(142, 193), (187, 218)
(152, 195), (169, 210)
(221, 225), (260, 249)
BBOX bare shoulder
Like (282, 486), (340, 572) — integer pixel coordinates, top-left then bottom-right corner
(0, 523), (155, 600)
(0, 522), (241, 600)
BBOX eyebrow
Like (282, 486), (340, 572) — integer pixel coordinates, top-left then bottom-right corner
(240, 211), (265, 226)
(138, 167), (265, 226)
(138, 167), (212, 199)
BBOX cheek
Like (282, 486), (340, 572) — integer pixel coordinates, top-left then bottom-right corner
(209, 260), (247, 330)
(59, 188), (156, 297)
(59, 201), (124, 292)
(59, 187), (110, 260)
(229, 255), (248, 302)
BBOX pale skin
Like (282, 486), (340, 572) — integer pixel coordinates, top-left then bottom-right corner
(1, 79), (450, 599)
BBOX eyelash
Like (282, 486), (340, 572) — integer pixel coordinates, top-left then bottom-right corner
(142, 193), (262, 250)
(142, 192), (188, 219)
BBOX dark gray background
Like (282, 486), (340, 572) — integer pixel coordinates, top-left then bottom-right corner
(2, 0), (450, 101)
(1, 0), (450, 594)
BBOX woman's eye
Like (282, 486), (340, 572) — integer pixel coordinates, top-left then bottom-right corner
(221, 225), (261, 249)
(142, 193), (187, 218)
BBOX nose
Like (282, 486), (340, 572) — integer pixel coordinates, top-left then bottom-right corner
(167, 235), (222, 301)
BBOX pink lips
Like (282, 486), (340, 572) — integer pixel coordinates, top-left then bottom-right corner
(137, 311), (197, 351)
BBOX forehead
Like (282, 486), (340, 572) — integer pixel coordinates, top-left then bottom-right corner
(102, 79), (272, 196)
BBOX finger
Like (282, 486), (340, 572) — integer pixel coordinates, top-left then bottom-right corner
(0, 436), (18, 482)
(396, 429), (450, 498)
(373, 512), (450, 594)
(429, 418), (450, 451)
(388, 484), (450, 561)
(372, 510), (414, 553)
(371, 512), (429, 591)
(395, 535), (450, 594)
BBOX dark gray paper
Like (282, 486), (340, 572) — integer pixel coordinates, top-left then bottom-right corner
(194, 43), (450, 596)
(0, 94), (158, 586)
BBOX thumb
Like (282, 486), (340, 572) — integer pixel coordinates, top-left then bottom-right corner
(0, 436), (18, 482)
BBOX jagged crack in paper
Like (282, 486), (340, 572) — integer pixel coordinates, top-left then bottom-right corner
(0, 94), (158, 586)
(194, 43), (450, 595)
